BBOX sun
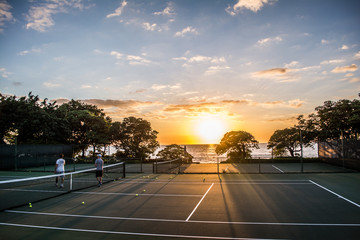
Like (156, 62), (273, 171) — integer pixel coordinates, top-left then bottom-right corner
(196, 118), (227, 144)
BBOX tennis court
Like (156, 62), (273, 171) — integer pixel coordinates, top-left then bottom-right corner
(0, 170), (359, 239)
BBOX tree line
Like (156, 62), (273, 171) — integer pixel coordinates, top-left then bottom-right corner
(216, 95), (360, 161)
(0, 92), (159, 159)
(1, 92), (359, 162)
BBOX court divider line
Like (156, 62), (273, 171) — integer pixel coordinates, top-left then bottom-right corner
(186, 183), (214, 221)
(0, 222), (274, 240)
(4, 210), (360, 226)
(309, 180), (360, 208)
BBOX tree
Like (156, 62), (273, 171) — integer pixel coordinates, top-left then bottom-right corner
(299, 98), (360, 141)
(157, 144), (193, 163)
(0, 92), (68, 144)
(215, 131), (259, 162)
(58, 99), (111, 156)
(113, 116), (159, 159)
(267, 127), (311, 157)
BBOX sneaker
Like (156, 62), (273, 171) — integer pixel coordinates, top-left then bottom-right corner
(60, 184), (64, 188)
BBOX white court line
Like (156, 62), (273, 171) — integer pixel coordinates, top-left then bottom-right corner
(5, 210), (360, 227)
(309, 180), (360, 208)
(0, 222), (275, 240)
(271, 165), (284, 173)
(74, 191), (203, 197)
(186, 183), (214, 221)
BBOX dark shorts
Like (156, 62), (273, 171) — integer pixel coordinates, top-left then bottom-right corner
(96, 170), (103, 178)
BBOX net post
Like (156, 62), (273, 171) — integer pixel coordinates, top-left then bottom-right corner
(122, 162), (126, 178)
(70, 173), (73, 190)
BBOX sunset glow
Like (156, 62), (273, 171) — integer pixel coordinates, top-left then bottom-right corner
(195, 118), (227, 144)
(1, 0), (359, 145)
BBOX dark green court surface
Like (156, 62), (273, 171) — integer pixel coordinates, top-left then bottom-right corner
(1, 173), (359, 240)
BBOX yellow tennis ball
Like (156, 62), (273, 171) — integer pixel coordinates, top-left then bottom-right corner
(143, 189), (146, 192)
(136, 194), (139, 196)
(82, 202), (85, 204)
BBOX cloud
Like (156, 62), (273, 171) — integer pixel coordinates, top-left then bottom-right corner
(26, 0), (89, 32)
(226, 0), (274, 15)
(257, 36), (282, 46)
(0, 67), (11, 78)
(349, 78), (360, 83)
(43, 82), (61, 88)
(204, 65), (231, 75)
(106, 0), (127, 18)
(154, 2), (175, 16)
(152, 83), (181, 91)
(340, 45), (349, 50)
(174, 26), (198, 37)
(253, 68), (298, 82)
(355, 51), (360, 60)
(110, 51), (152, 65)
(320, 59), (345, 65)
(174, 54), (226, 65)
(331, 64), (358, 73)
(143, 22), (158, 31)
(0, 0), (14, 32)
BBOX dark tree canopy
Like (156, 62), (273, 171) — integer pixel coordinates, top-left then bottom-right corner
(157, 144), (193, 163)
(113, 116), (159, 159)
(215, 131), (259, 162)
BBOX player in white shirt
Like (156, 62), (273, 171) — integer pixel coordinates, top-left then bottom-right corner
(55, 153), (66, 188)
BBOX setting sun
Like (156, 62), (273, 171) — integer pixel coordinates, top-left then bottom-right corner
(195, 118), (227, 144)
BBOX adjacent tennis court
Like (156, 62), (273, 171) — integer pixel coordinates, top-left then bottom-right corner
(0, 171), (359, 239)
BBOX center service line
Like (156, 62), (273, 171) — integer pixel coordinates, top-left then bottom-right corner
(186, 183), (214, 222)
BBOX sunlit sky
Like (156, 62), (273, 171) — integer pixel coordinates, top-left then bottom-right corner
(1, 0), (359, 144)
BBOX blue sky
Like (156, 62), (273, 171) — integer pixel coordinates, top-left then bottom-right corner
(0, 0), (359, 144)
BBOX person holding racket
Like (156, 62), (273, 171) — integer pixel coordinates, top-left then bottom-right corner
(55, 153), (66, 188)
(95, 154), (104, 187)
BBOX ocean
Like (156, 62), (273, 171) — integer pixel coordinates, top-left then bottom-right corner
(154, 143), (318, 163)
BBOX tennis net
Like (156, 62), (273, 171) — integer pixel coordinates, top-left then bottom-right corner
(0, 162), (125, 211)
(153, 158), (181, 174)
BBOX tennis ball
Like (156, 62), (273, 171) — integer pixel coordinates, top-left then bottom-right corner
(143, 189), (146, 192)
(29, 203), (32, 205)
(29, 205), (32, 208)
(136, 194), (139, 196)
(82, 202), (85, 205)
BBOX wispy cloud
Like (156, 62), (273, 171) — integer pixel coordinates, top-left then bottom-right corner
(331, 64), (358, 73)
(174, 26), (198, 37)
(143, 22), (159, 32)
(151, 83), (181, 91)
(340, 45), (349, 50)
(106, 0), (127, 18)
(0, 0), (14, 33)
(110, 51), (152, 65)
(257, 36), (282, 46)
(154, 2), (175, 16)
(320, 59), (345, 65)
(253, 68), (293, 82)
(355, 51), (360, 60)
(43, 82), (61, 88)
(226, 0), (274, 15)
(0, 67), (11, 78)
(26, 0), (90, 32)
